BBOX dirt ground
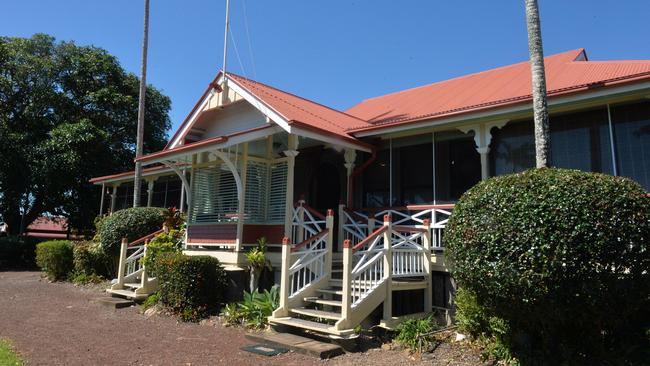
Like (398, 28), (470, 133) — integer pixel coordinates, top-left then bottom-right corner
(0, 271), (486, 366)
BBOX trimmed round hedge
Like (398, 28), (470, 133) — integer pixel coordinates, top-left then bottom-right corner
(445, 168), (650, 362)
(98, 207), (166, 255)
(155, 253), (228, 322)
(36, 240), (74, 281)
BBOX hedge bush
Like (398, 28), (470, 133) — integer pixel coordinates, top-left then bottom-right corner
(0, 236), (42, 269)
(97, 207), (166, 255)
(155, 253), (228, 322)
(141, 229), (183, 277)
(445, 168), (650, 364)
(72, 241), (112, 278)
(35, 240), (74, 280)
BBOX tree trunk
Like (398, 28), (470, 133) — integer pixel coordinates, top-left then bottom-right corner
(133, 0), (150, 207)
(525, 0), (550, 168)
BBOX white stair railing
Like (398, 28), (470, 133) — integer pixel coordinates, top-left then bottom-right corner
(390, 226), (428, 278)
(111, 228), (164, 291)
(344, 204), (453, 250)
(274, 210), (334, 318)
(292, 200), (326, 244)
(337, 215), (433, 331)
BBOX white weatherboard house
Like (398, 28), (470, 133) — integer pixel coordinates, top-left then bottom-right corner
(91, 49), (650, 336)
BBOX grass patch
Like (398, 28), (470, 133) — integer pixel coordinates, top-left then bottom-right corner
(0, 339), (23, 366)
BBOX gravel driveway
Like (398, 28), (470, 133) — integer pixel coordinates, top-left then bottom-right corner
(0, 271), (485, 366)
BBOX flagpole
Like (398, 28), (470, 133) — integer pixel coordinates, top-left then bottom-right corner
(222, 0), (230, 77)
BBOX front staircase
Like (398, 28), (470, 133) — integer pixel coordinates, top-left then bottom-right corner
(106, 229), (162, 301)
(269, 203), (438, 338)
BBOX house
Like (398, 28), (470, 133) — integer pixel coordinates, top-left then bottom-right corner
(91, 48), (650, 336)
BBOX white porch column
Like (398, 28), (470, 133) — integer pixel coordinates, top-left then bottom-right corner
(458, 120), (509, 180)
(99, 182), (106, 215)
(283, 134), (299, 239)
(146, 178), (155, 207)
(110, 184), (119, 214)
(179, 172), (186, 213)
(344, 148), (357, 206)
(236, 143), (248, 250)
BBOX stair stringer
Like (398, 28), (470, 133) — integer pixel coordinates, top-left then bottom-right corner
(271, 273), (330, 318)
(335, 281), (386, 331)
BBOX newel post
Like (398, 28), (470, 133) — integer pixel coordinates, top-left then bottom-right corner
(325, 209), (334, 280)
(367, 217), (376, 235)
(112, 238), (128, 290)
(422, 219), (433, 313)
(382, 214), (393, 321)
(339, 239), (353, 330)
(337, 203), (345, 252)
(136, 239), (151, 294)
(297, 198), (305, 244)
(273, 236), (291, 318)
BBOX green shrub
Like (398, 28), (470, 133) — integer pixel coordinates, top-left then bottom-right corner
(98, 207), (166, 255)
(445, 168), (650, 364)
(0, 236), (41, 269)
(35, 240), (74, 280)
(142, 229), (183, 277)
(72, 241), (112, 278)
(455, 288), (516, 363)
(155, 253), (228, 322)
(68, 271), (104, 285)
(395, 315), (439, 353)
(222, 287), (279, 329)
(142, 293), (160, 310)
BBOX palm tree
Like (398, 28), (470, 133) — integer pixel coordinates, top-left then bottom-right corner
(525, 0), (550, 168)
(133, 0), (150, 207)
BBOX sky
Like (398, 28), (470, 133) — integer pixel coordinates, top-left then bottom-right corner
(1, 0), (649, 134)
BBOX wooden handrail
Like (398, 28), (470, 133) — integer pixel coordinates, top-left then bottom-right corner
(393, 225), (428, 233)
(348, 203), (455, 215)
(342, 207), (369, 223)
(128, 228), (164, 247)
(352, 225), (388, 252)
(291, 229), (329, 252)
(303, 205), (327, 220)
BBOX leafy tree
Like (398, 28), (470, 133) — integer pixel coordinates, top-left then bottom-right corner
(0, 34), (171, 234)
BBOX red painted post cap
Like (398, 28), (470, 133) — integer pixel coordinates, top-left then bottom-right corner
(327, 209), (334, 217)
(282, 237), (290, 245)
(343, 239), (352, 249)
(423, 219), (430, 226)
(383, 214), (391, 223)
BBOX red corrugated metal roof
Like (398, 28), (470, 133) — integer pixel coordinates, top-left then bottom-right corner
(227, 73), (373, 137)
(345, 49), (650, 131)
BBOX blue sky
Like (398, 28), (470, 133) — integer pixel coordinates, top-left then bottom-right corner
(2, 1), (649, 134)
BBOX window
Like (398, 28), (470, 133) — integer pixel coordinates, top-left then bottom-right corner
(611, 101), (650, 191)
(362, 148), (390, 207)
(549, 108), (612, 174)
(490, 120), (535, 176)
(435, 131), (480, 203)
(190, 165), (238, 224)
(387, 135), (434, 206)
(490, 107), (614, 176)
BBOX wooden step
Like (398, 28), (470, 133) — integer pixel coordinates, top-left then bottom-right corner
(124, 283), (141, 289)
(245, 331), (343, 359)
(392, 280), (429, 291)
(106, 288), (148, 301)
(291, 307), (341, 321)
(329, 279), (342, 286)
(269, 317), (355, 337)
(304, 297), (342, 307)
(316, 288), (343, 295)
